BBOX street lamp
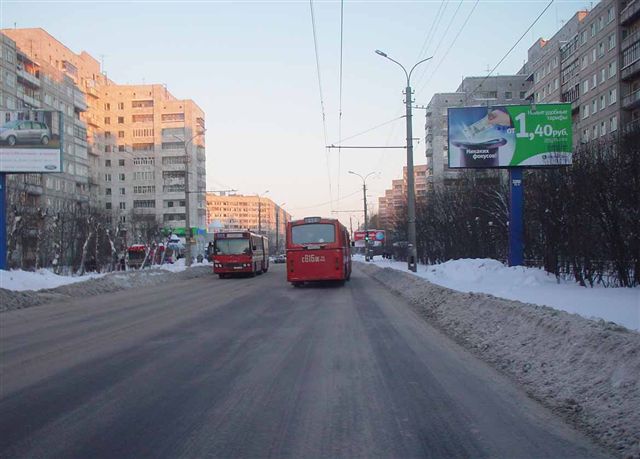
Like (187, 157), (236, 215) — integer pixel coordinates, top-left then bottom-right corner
(173, 129), (206, 267)
(257, 189), (269, 235)
(375, 49), (432, 272)
(348, 170), (376, 262)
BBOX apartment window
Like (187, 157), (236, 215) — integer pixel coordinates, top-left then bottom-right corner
(607, 7), (614, 23)
(120, 216), (126, 223)
(554, 78), (559, 90)
(104, 173), (112, 182)
(119, 159), (125, 166)
(519, 91), (526, 99)
(592, 74), (597, 88)
(592, 126), (598, 138)
(133, 157), (155, 165)
(105, 188), (112, 196)
(161, 113), (185, 122)
(105, 131), (112, 138)
(608, 34), (616, 51)
(582, 104), (590, 119)
(162, 156), (185, 165)
(134, 200), (156, 208)
(609, 60), (617, 78)
(601, 68), (606, 83)
(118, 131), (125, 138)
(133, 143), (154, 152)
(104, 103), (111, 110)
(600, 121), (606, 137)
(610, 115), (617, 132)
(592, 48), (597, 63)
(105, 159), (111, 167)
(132, 114), (154, 123)
(134, 171), (155, 181)
(580, 30), (587, 45)
(600, 95), (606, 110)
(592, 99), (597, 114)
(162, 141), (184, 150)
(133, 128), (154, 137)
(104, 117), (111, 125)
(583, 79), (589, 94)
(131, 100), (153, 108)
(118, 173), (125, 181)
(105, 202), (112, 210)
(581, 55), (588, 70)
(118, 145), (125, 152)
(591, 23), (596, 37)
(598, 16), (604, 32)
(505, 91), (512, 99)
(582, 128), (589, 142)
(133, 185), (156, 194)
(118, 116), (125, 124)
(553, 56), (558, 68)
(598, 42), (605, 57)
(118, 102), (124, 110)
(119, 202), (126, 210)
(609, 88), (617, 104)
(119, 187), (126, 195)
(105, 145), (112, 153)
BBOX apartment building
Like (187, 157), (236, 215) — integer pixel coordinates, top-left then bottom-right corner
(1, 30), (91, 210)
(425, 75), (531, 186)
(3, 28), (207, 237)
(205, 194), (292, 253)
(377, 164), (427, 231)
(525, 0), (640, 142)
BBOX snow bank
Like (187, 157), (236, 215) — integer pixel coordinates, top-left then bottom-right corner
(0, 269), (106, 292)
(354, 256), (640, 332)
(357, 263), (640, 458)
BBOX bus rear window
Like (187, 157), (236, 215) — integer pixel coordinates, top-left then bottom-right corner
(291, 224), (336, 244)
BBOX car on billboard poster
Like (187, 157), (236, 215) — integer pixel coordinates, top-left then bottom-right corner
(0, 110), (63, 173)
(448, 103), (572, 168)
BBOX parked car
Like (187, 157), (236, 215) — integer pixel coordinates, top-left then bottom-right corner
(0, 120), (51, 146)
(274, 254), (286, 264)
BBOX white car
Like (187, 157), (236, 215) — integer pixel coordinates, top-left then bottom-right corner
(0, 120), (51, 146)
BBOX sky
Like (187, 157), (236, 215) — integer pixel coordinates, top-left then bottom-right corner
(1, 0), (593, 225)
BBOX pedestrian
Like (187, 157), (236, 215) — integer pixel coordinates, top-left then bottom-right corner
(120, 256), (126, 271)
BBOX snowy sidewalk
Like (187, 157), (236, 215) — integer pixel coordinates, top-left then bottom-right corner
(354, 255), (639, 332)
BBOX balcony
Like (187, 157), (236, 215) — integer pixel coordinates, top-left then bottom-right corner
(73, 91), (88, 111)
(85, 85), (99, 98)
(621, 0), (640, 25)
(623, 89), (640, 109)
(20, 93), (41, 108)
(621, 58), (640, 80)
(16, 67), (40, 88)
(622, 29), (640, 52)
(623, 118), (640, 133)
(86, 114), (101, 128)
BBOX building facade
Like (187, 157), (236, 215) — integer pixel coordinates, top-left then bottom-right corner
(205, 194), (292, 253)
(2, 28), (207, 242)
(524, 0), (640, 141)
(425, 75), (531, 186)
(377, 164), (427, 231)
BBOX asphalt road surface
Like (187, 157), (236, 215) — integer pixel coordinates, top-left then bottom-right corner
(0, 264), (608, 458)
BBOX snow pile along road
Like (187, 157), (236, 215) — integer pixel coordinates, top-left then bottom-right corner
(0, 264), (212, 313)
(0, 269), (107, 292)
(354, 256), (639, 331)
(357, 263), (640, 458)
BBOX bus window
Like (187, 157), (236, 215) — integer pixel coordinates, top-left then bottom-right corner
(214, 239), (250, 255)
(291, 224), (336, 244)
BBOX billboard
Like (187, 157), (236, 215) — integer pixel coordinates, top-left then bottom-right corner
(0, 110), (63, 173)
(448, 103), (572, 168)
(353, 229), (385, 248)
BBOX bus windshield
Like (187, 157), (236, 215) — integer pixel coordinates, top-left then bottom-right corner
(215, 239), (251, 255)
(291, 224), (336, 244)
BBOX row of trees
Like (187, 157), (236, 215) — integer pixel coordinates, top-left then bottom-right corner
(387, 129), (639, 287)
(5, 188), (164, 274)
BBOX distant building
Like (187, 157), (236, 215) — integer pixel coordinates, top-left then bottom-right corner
(377, 164), (427, 231)
(205, 194), (292, 253)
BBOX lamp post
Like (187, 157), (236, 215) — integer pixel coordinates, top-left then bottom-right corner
(348, 170), (376, 262)
(275, 202), (286, 254)
(173, 129), (205, 267)
(257, 190), (269, 235)
(375, 49), (432, 272)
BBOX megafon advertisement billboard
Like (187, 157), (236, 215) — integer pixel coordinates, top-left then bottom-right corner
(353, 230), (385, 248)
(448, 103), (572, 168)
(0, 110), (63, 173)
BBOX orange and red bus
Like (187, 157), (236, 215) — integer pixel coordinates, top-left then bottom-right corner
(213, 231), (269, 278)
(286, 217), (351, 286)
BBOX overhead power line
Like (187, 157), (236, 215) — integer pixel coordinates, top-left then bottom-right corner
(465, 0), (555, 101)
(332, 115), (405, 144)
(289, 189), (361, 211)
(415, 0), (446, 63)
(337, 0), (345, 211)
(309, 0), (334, 212)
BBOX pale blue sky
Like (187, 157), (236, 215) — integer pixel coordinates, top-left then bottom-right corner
(1, 0), (591, 224)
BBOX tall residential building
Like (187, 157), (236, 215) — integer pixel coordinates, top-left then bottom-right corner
(3, 28), (207, 238)
(524, 0), (639, 141)
(377, 164), (427, 231)
(205, 194), (292, 253)
(425, 75), (531, 186)
(1, 30), (91, 210)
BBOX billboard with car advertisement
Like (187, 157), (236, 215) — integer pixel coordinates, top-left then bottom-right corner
(0, 110), (63, 173)
(447, 103), (572, 168)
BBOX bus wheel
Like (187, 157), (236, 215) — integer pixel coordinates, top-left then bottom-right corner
(218, 274), (226, 279)
(292, 282), (302, 288)
(336, 280), (346, 287)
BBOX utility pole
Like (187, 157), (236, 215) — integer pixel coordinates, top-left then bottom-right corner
(173, 130), (205, 267)
(376, 49), (432, 272)
(349, 170), (376, 262)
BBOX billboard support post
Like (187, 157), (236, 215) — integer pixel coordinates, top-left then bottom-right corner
(508, 167), (524, 267)
(0, 173), (6, 270)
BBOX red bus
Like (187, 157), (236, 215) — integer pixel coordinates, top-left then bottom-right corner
(213, 231), (269, 278)
(286, 217), (352, 286)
